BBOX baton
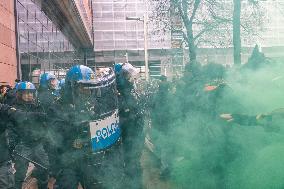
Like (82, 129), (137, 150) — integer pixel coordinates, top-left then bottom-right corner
(13, 150), (48, 170)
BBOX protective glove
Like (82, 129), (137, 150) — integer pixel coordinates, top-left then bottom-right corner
(0, 103), (13, 116)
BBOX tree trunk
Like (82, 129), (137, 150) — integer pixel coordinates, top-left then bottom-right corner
(233, 0), (241, 65)
(187, 25), (197, 64)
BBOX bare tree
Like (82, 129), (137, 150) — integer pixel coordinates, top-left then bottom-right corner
(233, 0), (265, 65)
(150, 0), (233, 65)
(150, 0), (265, 66)
(233, 0), (241, 65)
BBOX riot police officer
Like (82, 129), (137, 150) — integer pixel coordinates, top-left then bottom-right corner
(115, 63), (144, 189)
(0, 103), (17, 189)
(56, 65), (125, 189)
(11, 81), (49, 189)
(54, 65), (99, 188)
(38, 73), (60, 115)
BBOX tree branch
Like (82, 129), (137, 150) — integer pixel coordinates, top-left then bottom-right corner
(189, 0), (201, 23)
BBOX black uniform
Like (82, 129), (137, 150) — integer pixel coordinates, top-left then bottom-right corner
(38, 88), (63, 179)
(0, 103), (16, 189)
(54, 86), (125, 189)
(117, 76), (144, 189)
(3, 88), (17, 106)
(38, 88), (60, 113)
(11, 102), (49, 189)
(54, 101), (108, 189)
(149, 78), (172, 178)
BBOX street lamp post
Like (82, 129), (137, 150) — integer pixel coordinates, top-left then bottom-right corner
(126, 14), (149, 81)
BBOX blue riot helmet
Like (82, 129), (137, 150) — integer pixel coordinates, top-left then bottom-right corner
(40, 73), (59, 90)
(115, 63), (139, 91)
(15, 81), (37, 103)
(65, 65), (97, 103)
(39, 73), (49, 89)
(66, 65), (96, 85)
(59, 78), (65, 89)
(16, 81), (36, 91)
(14, 82), (19, 90)
(114, 63), (123, 75)
(114, 63), (125, 89)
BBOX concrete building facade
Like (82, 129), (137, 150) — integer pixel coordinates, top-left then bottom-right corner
(2, 0), (284, 83)
(17, 0), (94, 81)
(92, 0), (176, 78)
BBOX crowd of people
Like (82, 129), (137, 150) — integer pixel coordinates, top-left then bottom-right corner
(146, 50), (284, 188)
(0, 64), (144, 189)
(1, 47), (283, 189)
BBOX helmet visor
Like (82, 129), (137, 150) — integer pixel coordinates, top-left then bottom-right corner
(48, 78), (59, 90)
(18, 90), (36, 103)
(76, 81), (118, 119)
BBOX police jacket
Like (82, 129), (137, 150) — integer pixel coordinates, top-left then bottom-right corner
(11, 102), (47, 145)
(38, 89), (61, 116)
(0, 104), (21, 164)
(0, 103), (18, 162)
(65, 103), (92, 150)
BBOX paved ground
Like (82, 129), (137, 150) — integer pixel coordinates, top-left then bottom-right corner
(22, 177), (83, 189)
(141, 149), (173, 189)
(22, 149), (173, 189)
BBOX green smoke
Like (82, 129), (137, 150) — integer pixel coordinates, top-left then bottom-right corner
(223, 62), (284, 189)
(149, 59), (284, 189)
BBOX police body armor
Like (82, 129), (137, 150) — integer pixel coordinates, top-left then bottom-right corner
(70, 68), (124, 188)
